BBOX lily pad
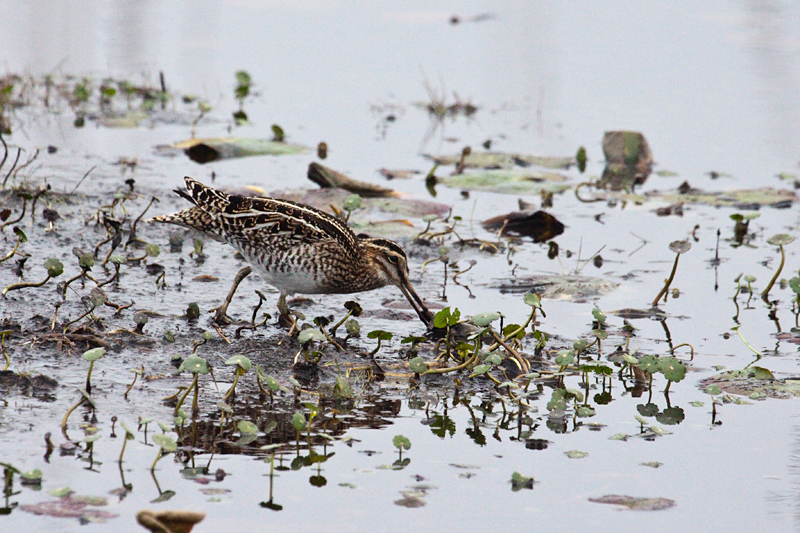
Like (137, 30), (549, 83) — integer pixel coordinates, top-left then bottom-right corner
(179, 355), (209, 375)
(470, 311), (501, 327)
(437, 169), (570, 195)
(648, 187), (796, 208)
(700, 369), (800, 399)
(225, 355), (252, 372)
(426, 152), (574, 170)
(767, 233), (794, 246)
(162, 137), (308, 163)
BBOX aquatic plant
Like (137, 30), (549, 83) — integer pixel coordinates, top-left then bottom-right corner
(760, 234), (794, 302)
(82, 347), (105, 394)
(174, 354), (211, 414)
(2, 257), (63, 296)
(652, 240), (691, 306)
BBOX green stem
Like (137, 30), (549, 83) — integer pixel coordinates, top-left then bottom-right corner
(61, 396), (86, 429)
(118, 436), (128, 463)
(2, 275), (51, 297)
(86, 361), (95, 394)
(174, 373), (198, 414)
(760, 244), (785, 302)
(652, 253), (681, 306)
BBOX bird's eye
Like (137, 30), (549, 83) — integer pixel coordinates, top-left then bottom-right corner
(388, 255), (399, 264)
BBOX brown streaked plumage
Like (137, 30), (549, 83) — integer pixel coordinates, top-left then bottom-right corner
(151, 177), (433, 328)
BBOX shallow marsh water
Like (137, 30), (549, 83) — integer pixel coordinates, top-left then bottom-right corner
(2, 1), (800, 532)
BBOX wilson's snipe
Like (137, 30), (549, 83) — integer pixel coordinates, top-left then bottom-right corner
(151, 177), (434, 328)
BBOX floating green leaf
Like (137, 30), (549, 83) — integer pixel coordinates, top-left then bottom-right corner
(225, 355), (252, 372)
(44, 258), (64, 277)
(409, 357), (427, 374)
(152, 434), (177, 453)
(392, 435), (411, 451)
(471, 311), (501, 327)
(82, 347), (106, 362)
(179, 355), (209, 374)
(238, 421), (259, 435)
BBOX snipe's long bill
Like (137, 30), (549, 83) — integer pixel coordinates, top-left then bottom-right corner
(151, 177), (434, 328)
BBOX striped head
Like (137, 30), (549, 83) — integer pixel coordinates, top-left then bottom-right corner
(359, 237), (434, 328)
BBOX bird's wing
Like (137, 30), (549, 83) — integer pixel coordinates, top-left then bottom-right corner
(183, 177), (360, 258)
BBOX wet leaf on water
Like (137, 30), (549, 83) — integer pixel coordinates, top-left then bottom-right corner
(82, 347), (106, 362)
(565, 450), (588, 459)
(637, 403), (659, 417)
(367, 329), (393, 342)
(163, 137), (309, 164)
(433, 307), (460, 328)
(238, 421), (258, 435)
(44, 258), (64, 277)
(576, 406), (595, 418)
(133, 310), (148, 326)
(225, 355), (252, 372)
(659, 357), (686, 382)
(409, 357), (427, 374)
(649, 187), (795, 208)
(344, 301), (363, 316)
(636, 355), (660, 374)
(152, 434), (177, 452)
(296, 328), (324, 344)
(750, 366), (775, 380)
(589, 494), (676, 511)
(333, 375), (353, 399)
(343, 194), (362, 211)
(345, 318), (361, 336)
(393, 435), (411, 450)
(655, 406), (685, 425)
(437, 169), (571, 195)
(510, 472), (534, 491)
(13, 226), (27, 242)
(263, 375), (280, 391)
(767, 233), (794, 246)
(179, 355), (209, 375)
(292, 412), (306, 432)
(484, 353), (503, 365)
(609, 433), (629, 441)
(470, 311), (501, 327)
(592, 308), (606, 323)
(668, 240), (691, 254)
(186, 302), (200, 320)
(145, 243), (160, 257)
(788, 277), (800, 295)
(21, 468), (43, 482)
(426, 152), (574, 170)
(469, 364), (491, 377)
(554, 350), (575, 367)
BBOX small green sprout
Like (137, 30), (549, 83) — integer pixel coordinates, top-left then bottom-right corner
(82, 347), (106, 395)
(761, 234), (794, 302)
(652, 240), (691, 306)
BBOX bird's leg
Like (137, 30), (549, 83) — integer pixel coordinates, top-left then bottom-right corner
(211, 266), (252, 325)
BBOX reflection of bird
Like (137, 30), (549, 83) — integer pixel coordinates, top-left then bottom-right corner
(151, 177), (433, 328)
